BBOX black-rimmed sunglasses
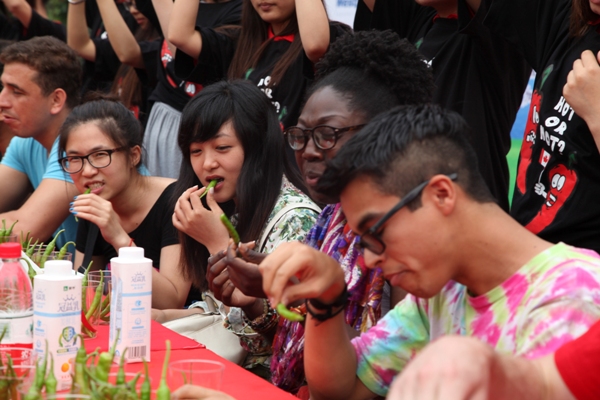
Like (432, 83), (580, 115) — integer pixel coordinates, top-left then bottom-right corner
(284, 124), (365, 151)
(359, 173), (458, 255)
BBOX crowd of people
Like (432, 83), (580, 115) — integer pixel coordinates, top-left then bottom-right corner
(1, 0), (600, 398)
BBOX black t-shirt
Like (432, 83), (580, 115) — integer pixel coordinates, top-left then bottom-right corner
(80, 0), (138, 94)
(484, 0), (600, 252)
(174, 22), (349, 129)
(355, 0), (531, 212)
(137, 0), (242, 112)
(0, 11), (64, 41)
(75, 182), (179, 270)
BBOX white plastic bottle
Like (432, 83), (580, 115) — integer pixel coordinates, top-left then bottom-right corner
(110, 247), (152, 362)
(33, 260), (82, 391)
(0, 242), (33, 347)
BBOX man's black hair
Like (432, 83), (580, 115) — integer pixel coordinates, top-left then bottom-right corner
(317, 104), (496, 208)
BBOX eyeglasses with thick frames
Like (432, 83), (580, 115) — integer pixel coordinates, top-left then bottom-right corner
(59, 147), (125, 174)
(284, 124), (366, 151)
(358, 173), (458, 255)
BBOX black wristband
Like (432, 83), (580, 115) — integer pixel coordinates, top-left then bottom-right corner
(305, 285), (348, 322)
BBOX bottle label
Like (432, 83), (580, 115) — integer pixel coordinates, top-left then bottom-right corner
(0, 312), (34, 345)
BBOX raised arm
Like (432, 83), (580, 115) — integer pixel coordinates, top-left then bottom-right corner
(296, 0), (330, 63)
(168, 0), (202, 58)
(1, 0), (33, 28)
(67, 0), (96, 61)
(96, 0), (144, 68)
(151, 0), (175, 54)
(563, 50), (600, 153)
(464, 0), (481, 12)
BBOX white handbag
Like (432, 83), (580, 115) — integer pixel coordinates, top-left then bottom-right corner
(163, 292), (247, 365)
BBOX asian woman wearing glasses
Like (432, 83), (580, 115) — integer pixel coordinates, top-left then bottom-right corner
(58, 97), (190, 309)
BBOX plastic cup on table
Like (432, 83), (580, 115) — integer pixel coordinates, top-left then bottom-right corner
(0, 365), (36, 399)
(0, 234), (18, 244)
(87, 271), (111, 325)
(31, 249), (73, 269)
(0, 346), (37, 367)
(82, 280), (104, 334)
(168, 360), (225, 391)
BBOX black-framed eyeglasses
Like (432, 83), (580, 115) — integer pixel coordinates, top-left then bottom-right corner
(359, 173), (458, 255)
(59, 147), (125, 174)
(283, 124), (365, 151)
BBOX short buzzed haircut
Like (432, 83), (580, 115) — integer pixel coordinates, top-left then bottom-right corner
(317, 104), (496, 208)
(0, 36), (81, 109)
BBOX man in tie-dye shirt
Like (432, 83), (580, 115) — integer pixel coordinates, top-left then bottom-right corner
(259, 104), (600, 399)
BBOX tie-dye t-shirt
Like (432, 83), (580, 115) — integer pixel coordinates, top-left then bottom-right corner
(351, 243), (600, 396)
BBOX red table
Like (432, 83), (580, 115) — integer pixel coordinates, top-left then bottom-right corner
(85, 321), (296, 399)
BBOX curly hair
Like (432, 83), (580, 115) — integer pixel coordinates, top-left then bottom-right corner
(307, 30), (434, 119)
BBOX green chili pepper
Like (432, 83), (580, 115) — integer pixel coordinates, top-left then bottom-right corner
(39, 229), (65, 268)
(116, 348), (127, 386)
(220, 213), (240, 244)
(25, 239), (38, 258)
(85, 270), (104, 321)
(57, 241), (75, 260)
(276, 303), (305, 322)
(23, 341), (47, 400)
(141, 359), (151, 400)
(74, 188), (92, 222)
(81, 261), (93, 316)
(45, 353), (57, 396)
(126, 372), (142, 397)
(199, 179), (218, 199)
(96, 329), (120, 383)
(72, 335), (89, 394)
(156, 340), (171, 400)
(1, 220), (18, 238)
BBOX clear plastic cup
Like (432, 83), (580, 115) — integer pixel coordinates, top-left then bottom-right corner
(168, 360), (225, 391)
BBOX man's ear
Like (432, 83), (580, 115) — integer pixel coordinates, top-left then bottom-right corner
(425, 174), (457, 216)
(49, 88), (68, 115)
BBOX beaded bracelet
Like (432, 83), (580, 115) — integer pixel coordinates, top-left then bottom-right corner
(305, 284), (348, 322)
(244, 298), (279, 333)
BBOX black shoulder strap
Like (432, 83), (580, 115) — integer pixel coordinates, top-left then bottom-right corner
(77, 224), (99, 274)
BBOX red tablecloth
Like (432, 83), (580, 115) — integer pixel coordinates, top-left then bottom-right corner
(84, 321), (296, 400)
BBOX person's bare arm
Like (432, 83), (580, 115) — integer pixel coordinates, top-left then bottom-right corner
(296, 0), (330, 63)
(151, 244), (191, 309)
(387, 336), (574, 400)
(1, 0), (33, 28)
(0, 178), (78, 246)
(67, 1), (96, 61)
(0, 165), (33, 213)
(362, 0), (375, 12)
(260, 242), (376, 400)
(167, 0), (201, 57)
(564, 50), (600, 153)
(464, 0), (481, 13)
(152, 0), (176, 54)
(151, 307), (205, 323)
(96, 0), (144, 68)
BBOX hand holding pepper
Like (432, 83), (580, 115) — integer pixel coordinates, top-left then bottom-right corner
(71, 192), (131, 251)
(172, 185), (229, 255)
(259, 242), (346, 309)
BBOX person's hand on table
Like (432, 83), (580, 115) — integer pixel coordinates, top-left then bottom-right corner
(387, 336), (496, 400)
(172, 384), (235, 400)
(259, 241), (346, 308)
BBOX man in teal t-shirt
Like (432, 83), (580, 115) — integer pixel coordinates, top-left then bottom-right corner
(0, 37), (81, 249)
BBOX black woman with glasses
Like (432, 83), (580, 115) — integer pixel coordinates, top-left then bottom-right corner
(58, 97), (191, 310)
(260, 103), (600, 400)
(203, 30), (434, 395)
